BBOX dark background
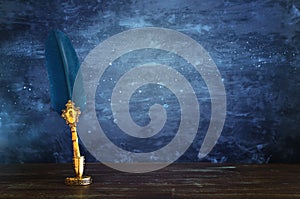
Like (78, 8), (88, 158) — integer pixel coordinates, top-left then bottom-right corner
(0, 0), (299, 164)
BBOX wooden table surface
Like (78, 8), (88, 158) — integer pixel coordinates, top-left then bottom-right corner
(0, 163), (299, 198)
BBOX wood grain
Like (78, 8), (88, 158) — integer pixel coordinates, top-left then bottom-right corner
(0, 163), (299, 198)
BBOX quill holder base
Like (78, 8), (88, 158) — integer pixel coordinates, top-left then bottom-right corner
(62, 100), (92, 186)
(65, 176), (92, 186)
(65, 156), (92, 186)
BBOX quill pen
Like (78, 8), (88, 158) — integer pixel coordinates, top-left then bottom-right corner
(45, 30), (91, 184)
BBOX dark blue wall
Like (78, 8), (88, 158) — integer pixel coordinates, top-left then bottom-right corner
(0, 0), (299, 164)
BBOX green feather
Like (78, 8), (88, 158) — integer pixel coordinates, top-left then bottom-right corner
(45, 30), (85, 114)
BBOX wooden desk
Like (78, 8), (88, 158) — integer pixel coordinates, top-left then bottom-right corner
(0, 163), (299, 198)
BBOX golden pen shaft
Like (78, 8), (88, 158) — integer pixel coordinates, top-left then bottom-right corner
(71, 126), (81, 158)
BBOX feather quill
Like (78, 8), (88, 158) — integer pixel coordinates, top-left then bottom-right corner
(45, 30), (85, 114)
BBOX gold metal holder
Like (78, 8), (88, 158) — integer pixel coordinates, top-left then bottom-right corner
(62, 100), (92, 186)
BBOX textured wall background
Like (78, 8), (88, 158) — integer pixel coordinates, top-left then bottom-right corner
(0, 0), (299, 164)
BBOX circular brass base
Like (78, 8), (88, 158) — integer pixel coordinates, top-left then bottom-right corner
(65, 176), (92, 186)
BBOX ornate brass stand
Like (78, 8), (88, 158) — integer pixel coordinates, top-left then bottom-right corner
(61, 100), (92, 185)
